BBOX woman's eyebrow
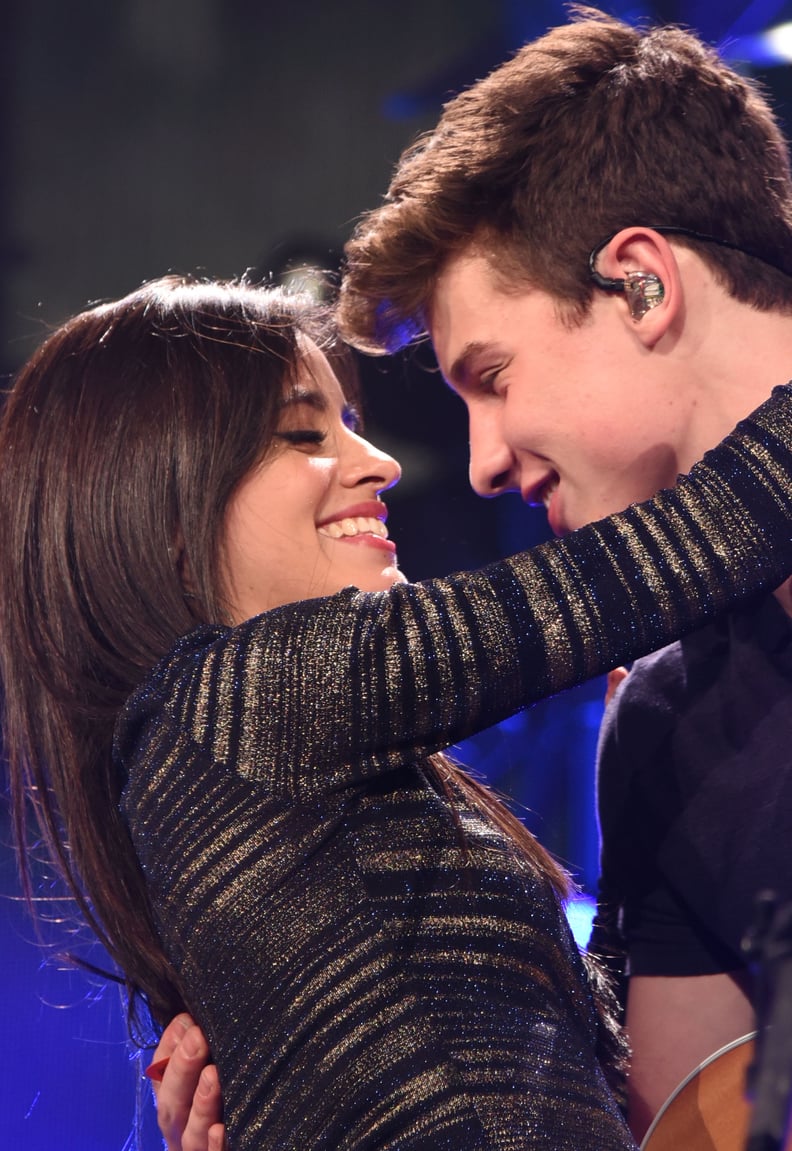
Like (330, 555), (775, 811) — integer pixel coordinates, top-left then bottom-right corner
(283, 386), (327, 411)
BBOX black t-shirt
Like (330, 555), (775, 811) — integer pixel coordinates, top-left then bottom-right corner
(594, 593), (792, 977)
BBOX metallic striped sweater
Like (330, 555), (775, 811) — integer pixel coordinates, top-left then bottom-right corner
(118, 386), (792, 1149)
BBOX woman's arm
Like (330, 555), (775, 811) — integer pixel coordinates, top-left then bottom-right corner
(120, 384), (792, 793)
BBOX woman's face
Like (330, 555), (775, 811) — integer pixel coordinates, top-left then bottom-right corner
(220, 342), (403, 624)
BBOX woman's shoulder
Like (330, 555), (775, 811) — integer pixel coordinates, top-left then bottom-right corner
(115, 623), (230, 743)
(144, 623), (230, 694)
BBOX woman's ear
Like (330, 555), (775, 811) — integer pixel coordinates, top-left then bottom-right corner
(592, 227), (683, 347)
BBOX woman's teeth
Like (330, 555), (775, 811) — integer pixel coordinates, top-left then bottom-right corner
(318, 517), (388, 540)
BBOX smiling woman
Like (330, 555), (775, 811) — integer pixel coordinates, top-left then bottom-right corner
(220, 343), (403, 622)
(6, 275), (792, 1151)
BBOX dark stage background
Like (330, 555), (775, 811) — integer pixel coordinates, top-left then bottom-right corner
(2, 1), (792, 1147)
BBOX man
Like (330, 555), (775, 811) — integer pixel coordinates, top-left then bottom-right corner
(153, 9), (792, 1148)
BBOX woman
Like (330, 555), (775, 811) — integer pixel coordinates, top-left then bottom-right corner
(5, 275), (792, 1151)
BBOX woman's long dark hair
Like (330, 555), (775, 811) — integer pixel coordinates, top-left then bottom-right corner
(1, 274), (575, 1048)
(0, 276), (354, 1032)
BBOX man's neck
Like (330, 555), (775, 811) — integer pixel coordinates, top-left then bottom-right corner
(668, 267), (792, 472)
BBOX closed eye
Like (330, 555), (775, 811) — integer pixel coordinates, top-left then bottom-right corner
(275, 429), (327, 447)
(480, 365), (507, 393)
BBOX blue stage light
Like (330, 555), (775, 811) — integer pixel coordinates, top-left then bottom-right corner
(565, 893), (597, 949)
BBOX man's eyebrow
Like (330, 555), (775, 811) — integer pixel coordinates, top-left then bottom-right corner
(447, 341), (498, 386)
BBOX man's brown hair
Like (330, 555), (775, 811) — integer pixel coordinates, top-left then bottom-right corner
(339, 7), (792, 353)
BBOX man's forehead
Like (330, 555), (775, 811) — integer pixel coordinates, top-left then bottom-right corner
(431, 246), (502, 302)
(430, 247), (535, 327)
(428, 252), (523, 380)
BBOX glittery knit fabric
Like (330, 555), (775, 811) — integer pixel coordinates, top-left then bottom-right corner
(117, 387), (792, 1150)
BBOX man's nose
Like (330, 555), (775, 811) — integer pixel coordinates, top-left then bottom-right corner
(467, 409), (518, 497)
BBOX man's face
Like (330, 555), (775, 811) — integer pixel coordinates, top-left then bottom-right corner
(428, 248), (694, 534)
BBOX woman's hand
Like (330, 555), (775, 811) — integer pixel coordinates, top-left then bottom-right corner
(147, 1014), (226, 1151)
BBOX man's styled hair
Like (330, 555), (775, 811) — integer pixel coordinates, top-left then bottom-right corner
(338, 6), (792, 353)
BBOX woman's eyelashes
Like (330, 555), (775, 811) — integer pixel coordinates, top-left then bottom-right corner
(274, 402), (361, 450)
(275, 428), (327, 449)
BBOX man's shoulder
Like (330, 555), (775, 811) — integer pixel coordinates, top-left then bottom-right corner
(603, 592), (792, 758)
(599, 619), (729, 763)
(613, 639), (692, 717)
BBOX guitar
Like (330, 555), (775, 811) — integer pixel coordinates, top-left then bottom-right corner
(641, 1032), (792, 1151)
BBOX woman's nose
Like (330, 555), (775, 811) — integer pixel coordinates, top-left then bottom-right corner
(344, 430), (401, 492)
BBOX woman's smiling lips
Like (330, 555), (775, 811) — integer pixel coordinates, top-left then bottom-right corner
(317, 502), (397, 553)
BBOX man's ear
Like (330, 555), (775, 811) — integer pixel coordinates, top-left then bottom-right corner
(593, 227), (683, 347)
